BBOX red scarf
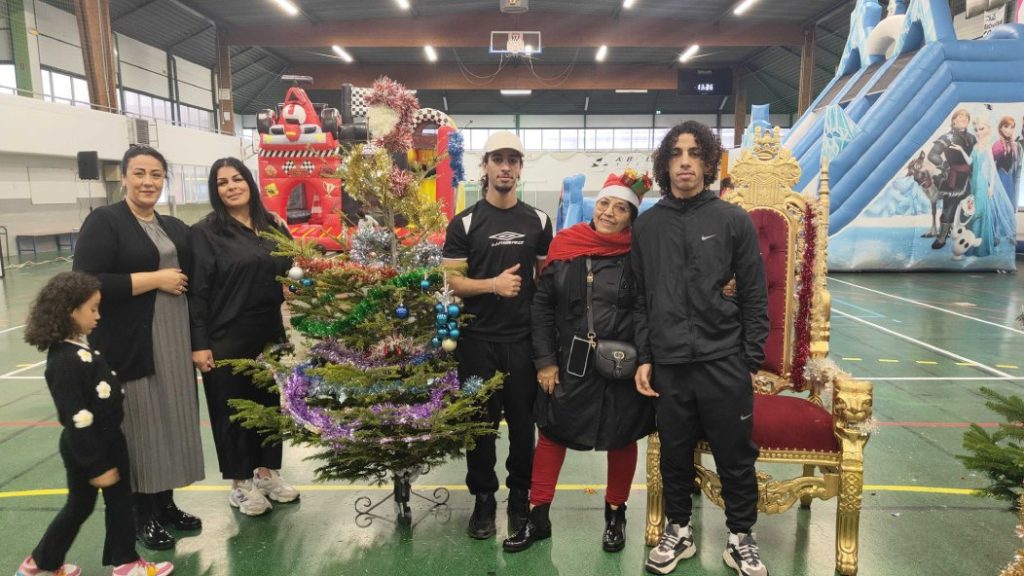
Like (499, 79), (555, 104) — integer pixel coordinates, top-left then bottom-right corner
(543, 222), (631, 271)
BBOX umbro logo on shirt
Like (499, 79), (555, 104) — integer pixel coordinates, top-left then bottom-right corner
(491, 231), (525, 241)
(490, 231), (526, 246)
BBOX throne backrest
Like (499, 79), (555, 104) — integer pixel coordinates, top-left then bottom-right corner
(724, 127), (831, 400)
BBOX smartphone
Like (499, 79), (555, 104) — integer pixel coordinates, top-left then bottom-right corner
(566, 335), (592, 377)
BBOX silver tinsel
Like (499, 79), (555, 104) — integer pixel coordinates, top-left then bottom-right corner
(348, 219), (442, 271)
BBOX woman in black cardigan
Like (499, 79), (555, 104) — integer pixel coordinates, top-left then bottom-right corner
(73, 145), (205, 551)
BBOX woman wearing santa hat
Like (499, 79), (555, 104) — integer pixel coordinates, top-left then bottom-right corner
(503, 171), (655, 554)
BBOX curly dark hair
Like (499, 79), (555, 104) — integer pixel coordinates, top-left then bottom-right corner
(24, 272), (101, 351)
(653, 120), (722, 194)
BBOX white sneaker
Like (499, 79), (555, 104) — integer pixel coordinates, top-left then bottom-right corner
(253, 469), (300, 503)
(723, 532), (769, 576)
(229, 480), (272, 516)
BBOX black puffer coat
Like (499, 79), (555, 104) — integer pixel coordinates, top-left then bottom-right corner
(531, 253), (655, 451)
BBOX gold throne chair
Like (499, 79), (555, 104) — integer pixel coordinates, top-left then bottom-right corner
(644, 127), (874, 576)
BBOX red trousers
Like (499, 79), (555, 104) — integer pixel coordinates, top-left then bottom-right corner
(530, 431), (638, 507)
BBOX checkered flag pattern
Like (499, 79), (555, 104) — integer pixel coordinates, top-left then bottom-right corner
(283, 160), (295, 175)
(302, 160), (315, 175)
(414, 108), (454, 129)
(350, 87), (371, 118)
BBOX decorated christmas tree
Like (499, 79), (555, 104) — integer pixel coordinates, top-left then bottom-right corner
(231, 77), (501, 519)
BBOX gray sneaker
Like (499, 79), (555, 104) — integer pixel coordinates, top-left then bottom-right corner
(723, 532), (769, 576)
(645, 522), (697, 574)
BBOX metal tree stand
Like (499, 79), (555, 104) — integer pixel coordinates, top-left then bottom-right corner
(354, 466), (450, 527)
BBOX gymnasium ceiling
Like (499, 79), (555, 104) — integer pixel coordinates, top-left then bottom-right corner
(80, 0), (927, 116)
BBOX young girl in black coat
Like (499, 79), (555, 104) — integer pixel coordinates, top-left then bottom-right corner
(16, 272), (173, 576)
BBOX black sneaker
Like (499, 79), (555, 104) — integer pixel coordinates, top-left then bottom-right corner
(467, 493), (497, 539)
(645, 522), (696, 574)
(723, 532), (769, 576)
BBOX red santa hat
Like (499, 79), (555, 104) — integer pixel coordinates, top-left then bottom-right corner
(597, 171), (649, 209)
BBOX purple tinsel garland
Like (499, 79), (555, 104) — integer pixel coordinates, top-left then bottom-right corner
(311, 339), (437, 368)
(278, 352), (461, 447)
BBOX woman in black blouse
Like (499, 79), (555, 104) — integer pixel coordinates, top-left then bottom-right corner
(189, 157), (298, 517)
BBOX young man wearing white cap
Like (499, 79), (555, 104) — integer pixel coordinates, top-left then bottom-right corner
(443, 131), (553, 540)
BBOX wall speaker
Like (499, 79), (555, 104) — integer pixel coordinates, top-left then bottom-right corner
(77, 151), (100, 180)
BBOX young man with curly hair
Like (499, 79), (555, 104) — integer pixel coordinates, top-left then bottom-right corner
(632, 121), (770, 576)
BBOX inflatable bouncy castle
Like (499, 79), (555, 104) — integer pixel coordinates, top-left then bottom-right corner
(781, 0), (1024, 270)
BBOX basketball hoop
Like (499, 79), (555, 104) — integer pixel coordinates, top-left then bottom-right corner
(507, 32), (525, 54)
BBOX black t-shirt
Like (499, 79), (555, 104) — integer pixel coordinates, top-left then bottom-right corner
(443, 199), (553, 342)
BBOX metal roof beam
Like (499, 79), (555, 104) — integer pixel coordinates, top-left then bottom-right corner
(223, 15), (802, 48)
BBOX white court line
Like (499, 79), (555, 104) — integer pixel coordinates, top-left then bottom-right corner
(0, 361), (46, 379)
(831, 308), (1014, 378)
(0, 325), (26, 335)
(830, 277), (1024, 336)
(0, 376), (44, 380)
(857, 376), (1024, 381)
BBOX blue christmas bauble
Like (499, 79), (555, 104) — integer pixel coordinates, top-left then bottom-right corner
(447, 304), (461, 318)
(395, 306), (409, 319)
(435, 303), (445, 314)
(301, 278), (314, 287)
(429, 337), (442, 348)
(437, 327), (449, 338)
(449, 328), (461, 340)
(436, 313), (448, 325)
(447, 320), (458, 331)
(288, 285), (299, 293)
(420, 279), (432, 290)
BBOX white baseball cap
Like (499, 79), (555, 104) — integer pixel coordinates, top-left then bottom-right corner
(483, 131), (525, 156)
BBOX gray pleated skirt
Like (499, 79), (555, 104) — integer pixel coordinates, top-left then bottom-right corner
(121, 218), (205, 493)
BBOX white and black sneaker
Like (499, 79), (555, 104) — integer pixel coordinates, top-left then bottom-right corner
(645, 522), (697, 574)
(724, 532), (769, 576)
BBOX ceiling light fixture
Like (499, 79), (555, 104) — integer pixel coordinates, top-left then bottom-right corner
(584, 96), (590, 111)
(678, 44), (699, 63)
(332, 45), (353, 63)
(424, 45), (438, 62)
(615, 89), (648, 93)
(595, 45), (608, 62)
(271, 0), (299, 16)
(443, 95), (449, 111)
(500, 89), (532, 96)
(396, 0), (411, 9)
(733, 0), (758, 16)
(623, 0), (636, 7)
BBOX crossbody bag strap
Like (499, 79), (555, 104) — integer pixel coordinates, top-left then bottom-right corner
(585, 257), (596, 347)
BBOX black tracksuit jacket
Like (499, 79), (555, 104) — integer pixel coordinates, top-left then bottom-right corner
(631, 189), (770, 372)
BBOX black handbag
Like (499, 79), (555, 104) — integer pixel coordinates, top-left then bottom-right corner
(584, 257), (638, 380)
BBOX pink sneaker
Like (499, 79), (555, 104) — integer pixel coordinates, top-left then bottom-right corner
(110, 559), (173, 576)
(15, 556), (81, 576)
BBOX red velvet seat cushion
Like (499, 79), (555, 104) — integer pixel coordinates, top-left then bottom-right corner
(752, 394), (839, 453)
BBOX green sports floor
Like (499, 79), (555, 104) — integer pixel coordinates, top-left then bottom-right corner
(1, 256), (1022, 576)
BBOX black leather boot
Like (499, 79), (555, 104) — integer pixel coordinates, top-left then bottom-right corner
(155, 490), (202, 531)
(602, 502), (627, 553)
(135, 493), (175, 550)
(507, 487), (530, 531)
(502, 503), (552, 552)
(931, 222), (953, 249)
(467, 493), (497, 539)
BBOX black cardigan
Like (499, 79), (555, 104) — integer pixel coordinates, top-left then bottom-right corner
(72, 201), (193, 381)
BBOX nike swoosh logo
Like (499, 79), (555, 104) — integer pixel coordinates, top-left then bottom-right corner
(740, 413), (752, 421)
(701, 234), (716, 241)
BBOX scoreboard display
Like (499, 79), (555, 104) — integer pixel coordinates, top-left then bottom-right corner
(677, 68), (733, 96)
